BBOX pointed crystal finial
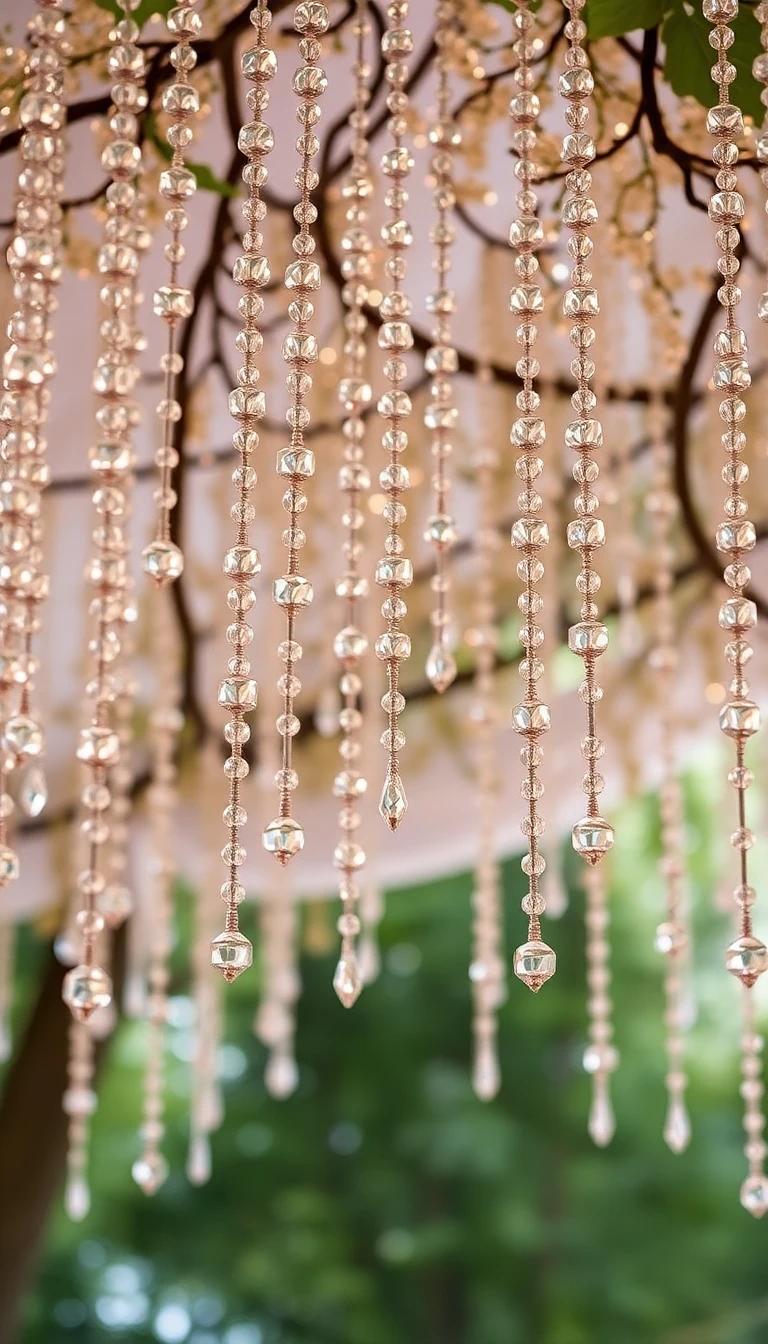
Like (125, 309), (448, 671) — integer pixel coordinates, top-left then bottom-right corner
(210, 930), (253, 982)
(333, 953), (362, 1008)
(186, 1131), (212, 1186)
(472, 1039), (500, 1101)
(588, 1078), (615, 1147)
(663, 1095), (691, 1154)
(18, 763), (47, 818)
(65, 1173), (91, 1222)
(264, 1049), (299, 1099)
(425, 644), (457, 693)
(725, 935), (768, 987)
(513, 939), (556, 992)
(740, 1173), (768, 1218)
(262, 816), (305, 864)
(379, 772), (407, 830)
(131, 1151), (169, 1195)
(572, 815), (614, 864)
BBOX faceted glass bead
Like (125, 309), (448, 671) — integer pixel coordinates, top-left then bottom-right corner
(62, 964), (113, 1022)
(719, 699), (760, 739)
(718, 597), (756, 631)
(725, 935), (768, 987)
(0, 845), (19, 886)
(513, 939), (556, 992)
(131, 1151), (169, 1196)
(379, 773), (407, 830)
(76, 726), (120, 767)
(333, 953), (363, 1008)
(159, 165), (196, 199)
(3, 714), (43, 761)
(740, 1173), (768, 1219)
(568, 621), (608, 656)
(19, 764), (47, 818)
(333, 625), (367, 661)
(511, 701), (551, 735)
(218, 677), (258, 711)
(277, 447), (315, 479)
(706, 103), (743, 137)
(567, 518), (605, 549)
(375, 631), (411, 661)
(708, 190), (745, 223)
(654, 920), (687, 955)
(263, 816), (305, 864)
(572, 815), (614, 864)
(375, 556), (413, 587)
(211, 929), (253, 982)
(716, 520), (756, 553)
(273, 574), (313, 609)
(142, 540), (184, 585)
(425, 645), (457, 694)
(583, 1042), (619, 1075)
(153, 284), (193, 321)
(96, 884), (133, 928)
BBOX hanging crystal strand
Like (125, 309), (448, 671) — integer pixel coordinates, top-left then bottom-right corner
(62, 7), (147, 1024)
(374, 0), (415, 832)
(132, 587), (182, 1195)
(645, 391), (691, 1154)
(262, 1), (329, 864)
(470, 358), (504, 1096)
(188, 742), (225, 1185)
(557, 0), (614, 868)
(506, 1), (555, 992)
(331, 0), (373, 1009)
(357, 552), (384, 983)
(423, 0), (459, 695)
(0, 0), (72, 879)
(755, 2), (768, 324)
(582, 862), (617, 1145)
(0, 910), (14, 1063)
(703, 0), (768, 1216)
(63, 1021), (97, 1221)
(211, 1), (275, 981)
(142, 1), (202, 586)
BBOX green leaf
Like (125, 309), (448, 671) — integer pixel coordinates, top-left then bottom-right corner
(586, 0), (668, 39)
(663, 0), (763, 122)
(94, 0), (174, 25)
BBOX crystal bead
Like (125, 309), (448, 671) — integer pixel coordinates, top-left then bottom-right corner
(375, 631), (411, 661)
(131, 1151), (169, 1196)
(583, 1042), (619, 1075)
(333, 953), (363, 1008)
(62, 964), (113, 1022)
(218, 677), (258, 711)
(572, 815), (614, 864)
(567, 518), (605, 549)
(65, 1174), (91, 1223)
(511, 517), (549, 550)
(511, 701), (550, 735)
(210, 929), (253, 982)
(513, 939), (556, 992)
(740, 1173), (768, 1219)
(263, 816), (305, 864)
(719, 699), (760, 739)
(472, 1040), (500, 1102)
(726, 935), (768, 987)
(0, 846), (19, 886)
(425, 645), (456, 693)
(18, 763), (47, 818)
(153, 284), (193, 321)
(142, 540), (184, 585)
(76, 726), (120, 766)
(333, 626), (367, 661)
(716, 520), (756, 553)
(277, 447), (315, 479)
(96, 884), (133, 928)
(3, 714), (43, 761)
(379, 773), (407, 830)
(187, 1131), (212, 1187)
(375, 556), (413, 587)
(265, 1050), (299, 1099)
(654, 920), (687, 955)
(273, 574), (313, 608)
(568, 621), (608, 656)
(663, 1095), (691, 1155)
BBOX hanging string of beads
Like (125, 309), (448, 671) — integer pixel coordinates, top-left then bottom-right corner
(646, 391), (692, 1155)
(62, 2), (148, 1024)
(582, 862), (618, 1146)
(261, 0), (329, 866)
(132, 589), (182, 1196)
(331, 0), (373, 1009)
(508, 0), (555, 992)
(374, 0), (415, 832)
(142, 0), (203, 586)
(0, 0), (72, 884)
(704, 0), (768, 1218)
(558, 0), (614, 869)
(423, 0), (460, 696)
(211, 0), (275, 983)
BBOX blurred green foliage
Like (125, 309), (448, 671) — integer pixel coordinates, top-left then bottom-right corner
(12, 766), (768, 1344)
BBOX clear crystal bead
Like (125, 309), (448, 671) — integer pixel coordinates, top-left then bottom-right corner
(142, 540), (184, 585)
(131, 1151), (169, 1196)
(513, 939), (556, 992)
(333, 953), (363, 1007)
(663, 1095), (691, 1155)
(210, 929), (253, 982)
(263, 816), (305, 864)
(379, 773), (407, 830)
(425, 644), (456, 693)
(572, 815), (614, 864)
(62, 964), (113, 1022)
(740, 1173), (768, 1218)
(725, 935), (768, 987)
